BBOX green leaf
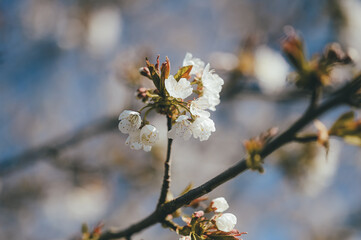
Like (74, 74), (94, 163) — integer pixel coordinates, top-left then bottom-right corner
(174, 65), (193, 81)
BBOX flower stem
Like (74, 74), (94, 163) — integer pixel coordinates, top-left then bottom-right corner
(156, 115), (174, 209)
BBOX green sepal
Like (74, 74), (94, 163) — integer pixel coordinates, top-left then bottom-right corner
(329, 111), (354, 133)
(329, 111), (361, 147)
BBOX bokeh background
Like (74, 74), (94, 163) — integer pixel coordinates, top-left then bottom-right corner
(1, 0), (361, 239)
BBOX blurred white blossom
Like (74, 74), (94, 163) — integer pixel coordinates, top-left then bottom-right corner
(209, 52), (239, 71)
(300, 140), (341, 196)
(87, 7), (122, 56)
(254, 46), (289, 94)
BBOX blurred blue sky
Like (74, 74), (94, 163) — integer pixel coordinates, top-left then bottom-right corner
(0, 0), (360, 240)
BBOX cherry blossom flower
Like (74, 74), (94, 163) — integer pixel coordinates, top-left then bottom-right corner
(125, 125), (158, 152)
(140, 124), (159, 146)
(216, 213), (237, 232)
(118, 110), (141, 134)
(125, 129), (143, 151)
(168, 115), (193, 140)
(165, 75), (193, 99)
(202, 63), (224, 95)
(202, 91), (221, 111)
(190, 97), (211, 118)
(211, 197), (229, 213)
(190, 116), (215, 141)
(199, 63), (224, 111)
(183, 52), (205, 76)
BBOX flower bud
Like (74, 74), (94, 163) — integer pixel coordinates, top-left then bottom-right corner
(216, 213), (237, 232)
(281, 26), (305, 71)
(161, 56), (170, 81)
(139, 67), (152, 79)
(192, 210), (204, 218)
(137, 87), (148, 102)
(210, 197), (229, 213)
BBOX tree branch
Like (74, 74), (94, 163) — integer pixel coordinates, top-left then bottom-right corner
(98, 75), (361, 240)
(0, 115), (118, 176)
(156, 116), (174, 209)
(293, 135), (318, 143)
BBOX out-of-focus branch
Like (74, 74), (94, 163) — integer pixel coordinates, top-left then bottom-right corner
(0, 115), (118, 176)
(98, 74), (361, 240)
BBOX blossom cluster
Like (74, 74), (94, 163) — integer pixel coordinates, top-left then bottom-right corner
(178, 197), (246, 240)
(118, 110), (159, 152)
(118, 53), (224, 151)
(168, 53), (223, 141)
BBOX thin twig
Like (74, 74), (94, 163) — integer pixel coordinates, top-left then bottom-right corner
(305, 85), (322, 114)
(156, 116), (174, 209)
(99, 75), (361, 240)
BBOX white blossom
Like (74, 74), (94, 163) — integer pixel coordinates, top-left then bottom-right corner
(125, 129), (143, 151)
(216, 213), (237, 232)
(190, 116), (215, 141)
(190, 97), (211, 118)
(202, 91), (221, 111)
(200, 63), (224, 111)
(118, 110), (141, 134)
(254, 46), (289, 94)
(165, 75), (193, 99)
(140, 124), (159, 146)
(211, 197), (229, 213)
(125, 125), (157, 152)
(202, 63), (224, 95)
(168, 115), (192, 140)
(183, 52), (205, 76)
